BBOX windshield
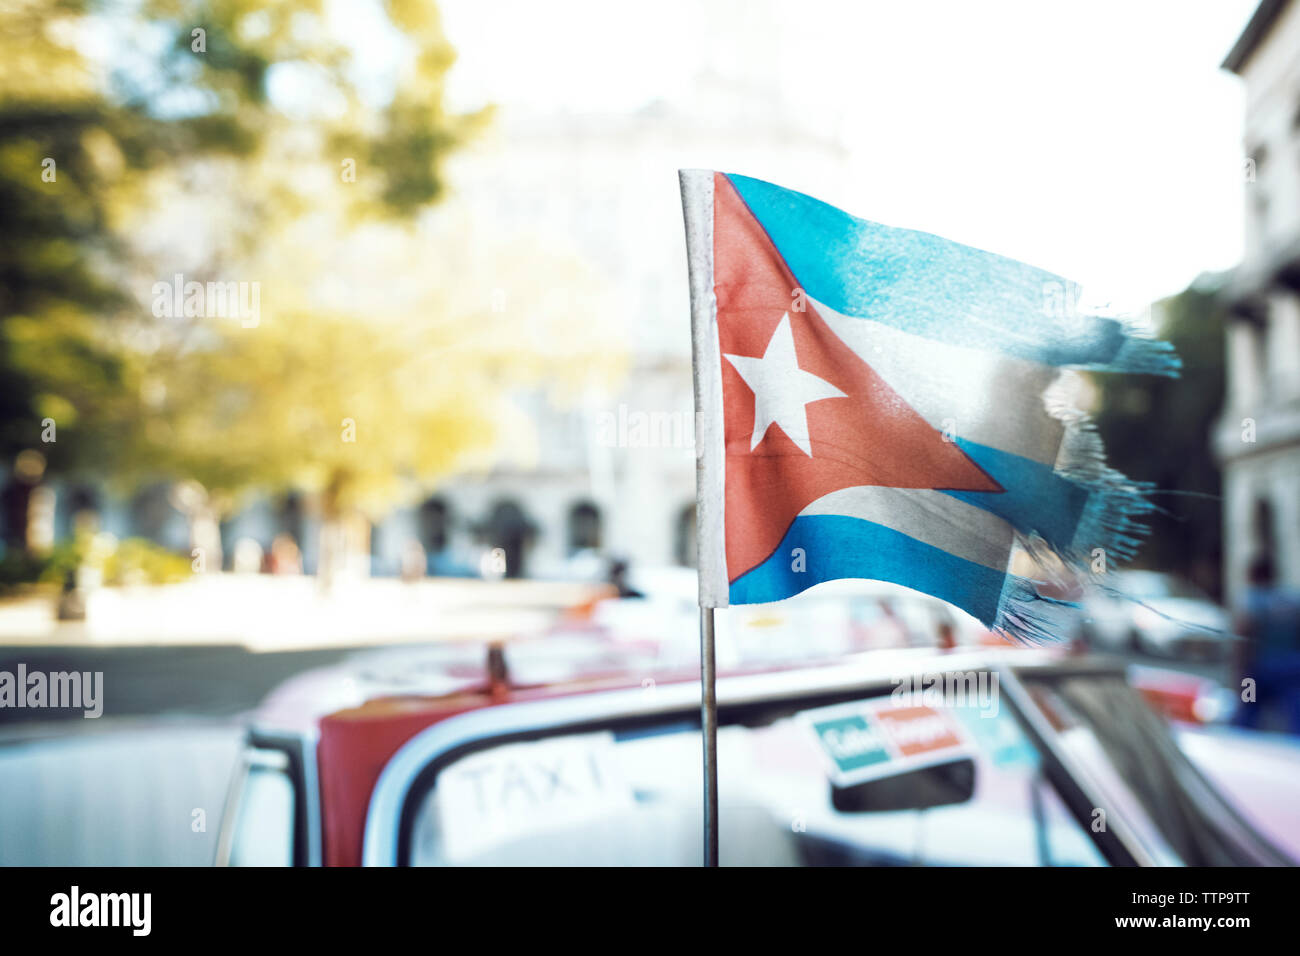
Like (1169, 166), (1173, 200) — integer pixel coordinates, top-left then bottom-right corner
(1019, 671), (1291, 866)
(406, 680), (1106, 866)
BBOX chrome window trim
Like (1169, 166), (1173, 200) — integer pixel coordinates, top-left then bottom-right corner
(215, 726), (322, 867)
(360, 649), (1104, 866)
(214, 745), (291, 867)
(1004, 664), (1294, 866)
(303, 729), (323, 867)
(993, 664), (1156, 866)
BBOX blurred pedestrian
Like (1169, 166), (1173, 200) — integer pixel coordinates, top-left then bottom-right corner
(607, 557), (643, 599)
(1233, 555), (1300, 734)
(934, 606), (958, 651)
(399, 538), (426, 583)
(269, 533), (302, 575)
(232, 537), (264, 574)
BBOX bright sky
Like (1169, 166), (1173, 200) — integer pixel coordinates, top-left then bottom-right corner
(435, 0), (1261, 309)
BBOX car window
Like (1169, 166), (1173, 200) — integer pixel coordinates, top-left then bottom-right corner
(225, 748), (295, 867)
(1021, 672), (1292, 866)
(406, 689), (1105, 866)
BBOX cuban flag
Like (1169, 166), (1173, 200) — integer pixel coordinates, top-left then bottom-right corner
(679, 170), (1178, 641)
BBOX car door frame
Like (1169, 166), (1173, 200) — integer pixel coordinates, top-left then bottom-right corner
(215, 727), (322, 867)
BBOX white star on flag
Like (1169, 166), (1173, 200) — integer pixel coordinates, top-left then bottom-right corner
(724, 313), (846, 456)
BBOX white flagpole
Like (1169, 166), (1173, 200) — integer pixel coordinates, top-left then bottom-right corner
(699, 607), (719, 866)
(680, 168), (725, 868)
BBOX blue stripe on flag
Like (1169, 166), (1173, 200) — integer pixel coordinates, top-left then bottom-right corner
(943, 438), (1089, 551)
(728, 514), (1007, 623)
(725, 173), (1143, 369)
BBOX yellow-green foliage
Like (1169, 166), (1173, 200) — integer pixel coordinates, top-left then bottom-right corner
(2, 0), (626, 521)
(37, 533), (191, 588)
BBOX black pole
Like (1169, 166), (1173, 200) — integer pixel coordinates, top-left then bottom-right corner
(700, 606), (719, 866)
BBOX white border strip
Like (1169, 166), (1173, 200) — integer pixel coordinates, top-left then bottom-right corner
(680, 169), (728, 608)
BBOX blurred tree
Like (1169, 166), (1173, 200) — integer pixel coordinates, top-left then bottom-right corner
(1, 0), (625, 575)
(1092, 279), (1225, 598)
(0, 0), (163, 553)
(117, 0), (496, 571)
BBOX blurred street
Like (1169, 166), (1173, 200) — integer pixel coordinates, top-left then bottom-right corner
(0, 721), (240, 866)
(0, 576), (1246, 866)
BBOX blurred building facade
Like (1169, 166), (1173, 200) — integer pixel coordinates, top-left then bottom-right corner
(1218, 0), (1300, 604)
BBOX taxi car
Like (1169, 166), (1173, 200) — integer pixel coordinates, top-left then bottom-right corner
(215, 622), (1296, 867)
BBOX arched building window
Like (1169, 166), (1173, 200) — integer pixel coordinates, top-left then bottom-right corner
(1253, 496), (1276, 563)
(568, 501), (602, 554)
(482, 499), (533, 579)
(419, 497), (451, 554)
(65, 485), (100, 538)
(675, 503), (697, 568)
(276, 492), (304, 548)
(130, 484), (174, 544)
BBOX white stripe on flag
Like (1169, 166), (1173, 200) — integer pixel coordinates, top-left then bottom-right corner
(814, 296), (1065, 466)
(798, 485), (1015, 572)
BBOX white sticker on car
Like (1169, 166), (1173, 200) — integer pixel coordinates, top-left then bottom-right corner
(435, 732), (634, 861)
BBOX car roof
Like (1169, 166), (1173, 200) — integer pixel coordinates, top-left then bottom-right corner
(249, 628), (1065, 736)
